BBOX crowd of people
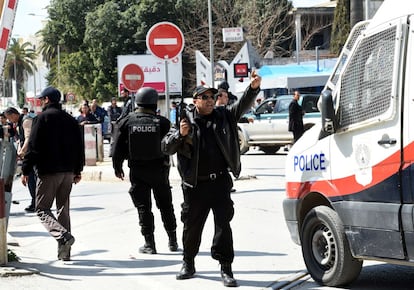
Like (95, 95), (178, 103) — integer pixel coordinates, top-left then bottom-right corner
(4, 73), (264, 287)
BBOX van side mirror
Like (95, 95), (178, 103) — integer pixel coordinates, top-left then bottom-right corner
(320, 90), (336, 138)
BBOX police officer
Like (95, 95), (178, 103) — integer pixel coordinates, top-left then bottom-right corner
(162, 72), (262, 287)
(112, 87), (178, 254)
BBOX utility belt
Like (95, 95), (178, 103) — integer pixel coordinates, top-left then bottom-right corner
(197, 170), (226, 182)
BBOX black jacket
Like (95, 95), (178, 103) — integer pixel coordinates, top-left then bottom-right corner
(288, 99), (304, 132)
(112, 108), (171, 174)
(162, 85), (260, 187)
(22, 103), (85, 176)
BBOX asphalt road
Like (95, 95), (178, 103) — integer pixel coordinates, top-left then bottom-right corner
(4, 146), (414, 289)
(1, 148), (308, 289)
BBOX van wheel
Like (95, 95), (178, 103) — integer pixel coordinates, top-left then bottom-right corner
(301, 206), (362, 287)
(238, 129), (249, 155)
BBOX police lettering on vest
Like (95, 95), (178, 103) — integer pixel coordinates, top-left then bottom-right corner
(131, 124), (157, 133)
(128, 113), (163, 161)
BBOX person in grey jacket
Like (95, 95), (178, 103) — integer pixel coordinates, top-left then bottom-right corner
(162, 72), (261, 287)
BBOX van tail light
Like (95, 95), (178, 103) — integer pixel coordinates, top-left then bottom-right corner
(248, 117), (254, 123)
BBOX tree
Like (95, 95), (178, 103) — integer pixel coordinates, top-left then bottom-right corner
(4, 38), (37, 104)
(330, 0), (350, 55)
(237, 0), (294, 57)
(39, 0), (302, 101)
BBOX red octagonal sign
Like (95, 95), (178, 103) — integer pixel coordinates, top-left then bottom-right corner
(146, 22), (184, 60)
(121, 64), (145, 92)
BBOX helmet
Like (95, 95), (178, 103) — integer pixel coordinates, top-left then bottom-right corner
(217, 80), (229, 91)
(135, 87), (158, 105)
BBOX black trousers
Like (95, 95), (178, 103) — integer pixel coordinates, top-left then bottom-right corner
(129, 164), (177, 236)
(181, 173), (235, 264)
(293, 129), (304, 143)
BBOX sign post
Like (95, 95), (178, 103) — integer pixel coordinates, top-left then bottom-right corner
(146, 22), (184, 120)
(121, 63), (145, 111)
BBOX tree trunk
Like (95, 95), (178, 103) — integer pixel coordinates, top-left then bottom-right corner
(350, 0), (364, 28)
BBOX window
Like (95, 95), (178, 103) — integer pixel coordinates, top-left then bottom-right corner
(338, 26), (396, 128)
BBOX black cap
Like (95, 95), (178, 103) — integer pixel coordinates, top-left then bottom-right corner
(192, 85), (218, 98)
(37, 86), (61, 103)
(217, 80), (229, 91)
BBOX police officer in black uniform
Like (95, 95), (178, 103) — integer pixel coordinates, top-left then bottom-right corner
(162, 72), (261, 287)
(112, 87), (178, 254)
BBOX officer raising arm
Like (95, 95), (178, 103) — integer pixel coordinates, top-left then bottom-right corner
(111, 87), (178, 255)
(162, 71), (261, 287)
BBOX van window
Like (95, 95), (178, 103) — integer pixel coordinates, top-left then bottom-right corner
(338, 25), (396, 128)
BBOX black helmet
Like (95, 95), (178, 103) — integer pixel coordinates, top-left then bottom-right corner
(136, 87), (158, 105)
(217, 80), (229, 91)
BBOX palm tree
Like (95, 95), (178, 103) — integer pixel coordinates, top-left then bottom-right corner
(4, 38), (37, 103)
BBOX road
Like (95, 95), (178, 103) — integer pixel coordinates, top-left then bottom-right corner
(3, 147), (414, 289)
(1, 148), (307, 289)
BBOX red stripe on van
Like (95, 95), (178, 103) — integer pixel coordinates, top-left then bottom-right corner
(286, 145), (408, 199)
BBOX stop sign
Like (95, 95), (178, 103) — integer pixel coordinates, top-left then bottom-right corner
(121, 64), (145, 92)
(146, 22), (184, 60)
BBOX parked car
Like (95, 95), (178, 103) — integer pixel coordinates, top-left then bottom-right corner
(238, 94), (321, 154)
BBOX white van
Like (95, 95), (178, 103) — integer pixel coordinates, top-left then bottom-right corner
(283, 0), (414, 286)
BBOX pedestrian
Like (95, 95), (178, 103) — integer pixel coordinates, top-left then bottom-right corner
(76, 103), (99, 125)
(90, 99), (107, 123)
(217, 80), (238, 105)
(162, 72), (261, 287)
(215, 88), (229, 107)
(112, 87), (178, 255)
(107, 97), (122, 157)
(21, 86), (84, 261)
(110, 88), (133, 157)
(288, 91), (304, 143)
(118, 87), (132, 120)
(170, 101), (177, 122)
(90, 98), (108, 141)
(0, 112), (14, 141)
(4, 107), (37, 212)
(107, 97), (122, 123)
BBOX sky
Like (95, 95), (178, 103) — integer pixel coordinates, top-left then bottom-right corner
(12, 0), (328, 38)
(13, 0), (49, 38)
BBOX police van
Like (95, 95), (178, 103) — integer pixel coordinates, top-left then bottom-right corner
(283, 0), (414, 286)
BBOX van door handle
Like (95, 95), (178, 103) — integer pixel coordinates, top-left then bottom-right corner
(377, 138), (397, 145)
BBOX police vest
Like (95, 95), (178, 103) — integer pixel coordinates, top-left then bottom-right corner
(128, 113), (163, 161)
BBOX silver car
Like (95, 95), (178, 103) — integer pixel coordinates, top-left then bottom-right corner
(238, 94), (320, 154)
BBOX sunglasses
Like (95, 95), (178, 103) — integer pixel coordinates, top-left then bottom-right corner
(196, 94), (214, 100)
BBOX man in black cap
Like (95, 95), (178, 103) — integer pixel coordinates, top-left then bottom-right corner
(162, 72), (261, 287)
(218, 80), (238, 105)
(21, 86), (84, 261)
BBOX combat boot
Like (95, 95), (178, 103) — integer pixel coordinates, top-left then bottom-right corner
(167, 231), (178, 252)
(139, 234), (157, 254)
(176, 259), (195, 280)
(220, 262), (238, 287)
